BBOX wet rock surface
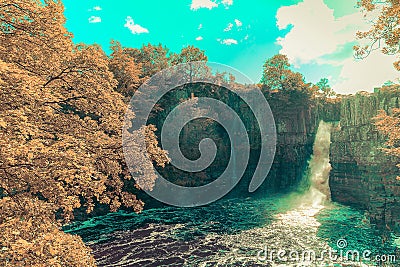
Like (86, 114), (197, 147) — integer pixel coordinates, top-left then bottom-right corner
(330, 91), (400, 231)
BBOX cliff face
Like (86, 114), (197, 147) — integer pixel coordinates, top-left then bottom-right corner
(252, 96), (340, 194)
(330, 91), (400, 231)
(148, 86), (341, 199)
(219, 94), (341, 196)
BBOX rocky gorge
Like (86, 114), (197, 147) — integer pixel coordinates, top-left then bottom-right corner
(147, 85), (400, 232)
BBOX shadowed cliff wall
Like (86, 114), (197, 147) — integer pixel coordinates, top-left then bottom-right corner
(330, 90), (400, 231)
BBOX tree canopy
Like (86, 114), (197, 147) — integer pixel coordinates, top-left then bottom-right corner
(0, 1), (169, 265)
(316, 78), (336, 98)
(260, 54), (309, 93)
(355, 0), (400, 70)
(357, 1), (400, 180)
(169, 45), (208, 65)
(124, 43), (170, 79)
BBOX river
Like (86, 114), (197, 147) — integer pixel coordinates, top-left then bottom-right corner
(66, 122), (399, 266)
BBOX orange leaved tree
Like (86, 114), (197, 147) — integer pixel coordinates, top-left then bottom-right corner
(0, 1), (168, 265)
(356, 1), (400, 179)
(355, 0), (400, 70)
(374, 107), (400, 180)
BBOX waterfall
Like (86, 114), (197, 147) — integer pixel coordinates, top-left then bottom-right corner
(303, 120), (333, 208)
(274, 120), (333, 226)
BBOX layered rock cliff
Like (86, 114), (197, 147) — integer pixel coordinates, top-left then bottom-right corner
(148, 85), (341, 198)
(265, 101), (317, 191)
(330, 90), (400, 231)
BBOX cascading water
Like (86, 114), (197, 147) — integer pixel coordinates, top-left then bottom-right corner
(304, 120), (333, 208)
(67, 121), (398, 266)
(289, 120), (333, 214)
(191, 121), (339, 265)
(270, 120), (333, 240)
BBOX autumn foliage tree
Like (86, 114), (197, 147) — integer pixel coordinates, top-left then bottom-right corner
(357, 1), (400, 179)
(260, 54), (291, 91)
(374, 107), (400, 180)
(315, 78), (336, 98)
(108, 43), (209, 97)
(355, 0), (400, 70)
(123, 43), (170, 80)
(260, 54), (313, 106)
(260, 54), (309, 93)
(0, 1), (168, 266)
(109, 40), (142, 97)
(169, 45), (208, 65)
(374, 86), (400, 180)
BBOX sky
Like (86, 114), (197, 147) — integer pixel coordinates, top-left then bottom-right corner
(62, 0), (400, 94)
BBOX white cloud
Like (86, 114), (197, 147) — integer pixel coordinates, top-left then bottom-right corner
(234, 19), (242, 27)
(124, 16), (149, 34)
(276, 0), (399, 94)
(222, 0), (233, 8)
(196, 36), (203, 41)
(219, 38), (238, 45)
(88, 16), (101, 23)
(191, 0), (218, 10)
(198, 23), (203, 30)
(276, 0), (365, 65)
(190, 0), (233, 10)
(333, 52), (399, 94)
(88, 6), (102, 12)
(224, 19), (242, 32)
(224, 23), (234, 32)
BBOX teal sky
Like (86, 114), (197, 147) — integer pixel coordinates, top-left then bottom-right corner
(63, 0), (399, 94)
